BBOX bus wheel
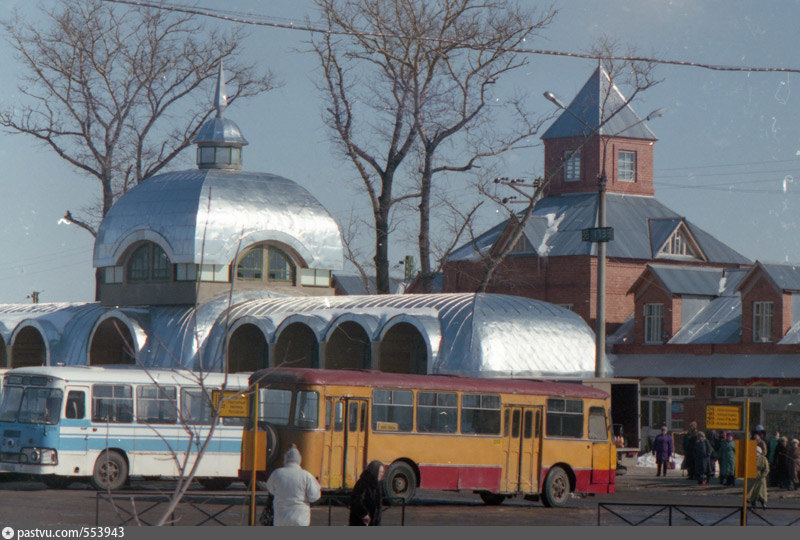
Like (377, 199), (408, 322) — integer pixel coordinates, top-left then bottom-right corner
(479, 491), (506, 505)
(42, 476), (73, 489)
(541, 467), (570, 508)
(198, 478), (233, 490)
(384, 462), (416, 504)
(90, 451), (128, 491)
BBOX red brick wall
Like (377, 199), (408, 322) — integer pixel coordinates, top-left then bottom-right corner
(543, 135), (655, 197)
(632, 280), (674, 344)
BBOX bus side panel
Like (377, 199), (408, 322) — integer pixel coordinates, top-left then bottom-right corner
(417, 464), (502, 491)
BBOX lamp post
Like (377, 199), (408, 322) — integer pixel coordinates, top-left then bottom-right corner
(543, 90), (665, 377)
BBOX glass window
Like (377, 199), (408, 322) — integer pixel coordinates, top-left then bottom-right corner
(372, 389), (413, 432)
(618, 150), (636, 181)
(334, 401), (343, 432)
(416, 391), (458, 433)
(651, 400), (667, 429)
(268, 248), (294, 282)
(200, 146), (215, 164)
(237, 248), (263, 280)
(215, 147), (232, 164)
(588, 407), (608, 440)
(180, 388), (215, 425)
(461, 393), (501, 435)
(546, 398), (583, 438)
(564, 149), (581, 182)
(511, 409), (521, 438)
(644, 303), (664, 344)
(65, 391), (85, 420)
(640, 400), (650, 428)
(16, 388), (63, 425)
(294, 391), (318, 428)
(92, 384), (133, 424)
(151, 244), (170, 280)
(136, 385), (177, 424)
(523, 410), (533, 439)
(0, 386), (23, 422)
(258, 389), (292, 426)
(753, 301), (774, 342)
(127, 243), (170, 282)
(348, 401), (359, 432)
(127, 244), (150, 281)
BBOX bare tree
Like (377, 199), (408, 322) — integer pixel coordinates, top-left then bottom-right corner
(312, 0), (556, 293)
(1, 0), (274, 236)
(476, 39), (661, 291)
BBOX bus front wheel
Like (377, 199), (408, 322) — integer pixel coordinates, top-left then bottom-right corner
(383, 462), (416, 504)
(91, 451), (128, 491)
(541, 467), (570, 508)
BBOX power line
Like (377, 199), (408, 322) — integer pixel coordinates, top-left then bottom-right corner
(656, 158), (800, 172)
(102, 0), (800, 74)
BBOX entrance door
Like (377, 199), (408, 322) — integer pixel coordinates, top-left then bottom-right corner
(502, 406), (542, 493)
(322, 398), (368, 489)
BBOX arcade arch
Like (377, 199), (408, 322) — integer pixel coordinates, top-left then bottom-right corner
(11, 326), (47, 368)
(378, 323), (427, 374)
(89, 317), (136, 365)
(227, 323), (269, 373)
(325, 321), (371, 370)
(274, 323), (318, 368)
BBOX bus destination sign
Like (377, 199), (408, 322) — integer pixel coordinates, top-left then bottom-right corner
(706, 404), (742, 430)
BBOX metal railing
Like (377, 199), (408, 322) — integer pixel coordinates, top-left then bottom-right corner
(95, 490), (405, 526)
(598, 502), (800, 526)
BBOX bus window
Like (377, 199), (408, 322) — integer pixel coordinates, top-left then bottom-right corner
(523, 410), (533, 439)
(334, 401), (343, 431)
(258, 389), (292, 426)
(92, 385), (133, 423)
(294, 391), (318, 428)
(18, 388), (63, 425)
(65, 391), (85, 419)
(360, 402), (366, 431)
(348, 401), (358, 432)
(588, 406), (608, 440)
(461, 394), (501, 435)
(180, 388), (214, 425)
(546, 398), (584, 438)
(417, 391), (457, 433)
(372, 389), (413, 432)
(137, 385), (177, 424)
(511, 409), (520, 438)
(0, 386), (23, 422)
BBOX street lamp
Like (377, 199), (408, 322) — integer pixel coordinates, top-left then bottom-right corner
(543, 90), (665, 378)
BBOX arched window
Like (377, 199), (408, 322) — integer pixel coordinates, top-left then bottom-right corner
(236, 245), (296, 283)
(127, 242), (171, 282)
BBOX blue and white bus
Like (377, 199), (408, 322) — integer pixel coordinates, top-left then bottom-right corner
(0, 365), (251, 490)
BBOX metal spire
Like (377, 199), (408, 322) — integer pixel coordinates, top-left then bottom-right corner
(214, 60), (227, 118)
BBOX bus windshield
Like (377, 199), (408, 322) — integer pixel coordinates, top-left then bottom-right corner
(0, 386), (63, 425)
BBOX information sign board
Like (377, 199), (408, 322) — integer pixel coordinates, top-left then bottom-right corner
(212, 390), (250, 418)
(706, 404), (742, 430)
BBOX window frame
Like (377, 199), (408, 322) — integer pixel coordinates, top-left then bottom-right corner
(753, 301), (774, 343)
(563, 149), (581, 182)
(460, 393), (501, 435)
(617, 150), (636, 182)
(545, 398), (584, 438)
(416, 391), (458, 433)
(643, 303), (664, 344)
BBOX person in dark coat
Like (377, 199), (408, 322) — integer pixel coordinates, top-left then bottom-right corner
(693, 431), (713, 485)
(774, 436), (790, 489)
(349, 460), (385, 526)
(788, 439), (800, 490)
(652, 426), (674, 477)
(708, 430), (721, 479)
(682, 422), (698, 480)
(718, 432), (736, 486)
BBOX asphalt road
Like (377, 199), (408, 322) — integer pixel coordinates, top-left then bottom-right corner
(2, 459), (800, 527)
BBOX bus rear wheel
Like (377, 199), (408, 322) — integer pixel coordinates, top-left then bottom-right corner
(90, 451), (128, 491)
(479, 491), (506, 505)
(541, 466), (570, 507)
(383, 462), (416, 504)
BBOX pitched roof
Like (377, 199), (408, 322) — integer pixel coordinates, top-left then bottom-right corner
(542, 67), (657, 141)
(611, 352), (800, 378)
(448, 193), (751, 265)
(645, 265), (725, 296)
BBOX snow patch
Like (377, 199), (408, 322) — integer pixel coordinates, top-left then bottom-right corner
(718, 275), (727, 295)
(537, 213), (564, 256)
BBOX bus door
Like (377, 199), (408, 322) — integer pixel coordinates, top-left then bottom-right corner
(589, 406), (614, 484)
(61, 387), (89, 454)
(502, 406), (542, 493)
(322, 398), (368, 489)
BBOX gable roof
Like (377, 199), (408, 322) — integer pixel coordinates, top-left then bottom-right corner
(448, 193), (751, 265)
(541, 67), (657, 141)
(631, 265), (725, 297)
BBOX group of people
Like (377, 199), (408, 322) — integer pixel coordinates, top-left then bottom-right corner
(652, 422), (800, 510)
(264, 444), (384, 526)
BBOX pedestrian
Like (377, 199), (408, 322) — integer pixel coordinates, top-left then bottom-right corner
(768, 431), (781, 486)
(775, 436), (791, 489)
(718, 432), (736, 486)
(265, 444), (322, 526)
(682, 421), (698, 480)
(753, 432), (767, 457)
(652, 426), (674, 477)
(349, 460), (385, 526)
(693, 431), (713, 485)
(748, 446), (770, 510)
(708, 429), (721, 478)
(789, 439), (800, 490)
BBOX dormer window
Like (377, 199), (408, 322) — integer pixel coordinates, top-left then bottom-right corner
(509, 234), (535, 255)
(564, 149), (581, 182)
(236, 245), (296, 284)
(657, 226), (702, 261)
(644, 303), (664, 344)
(618, 151), (636, 182)
(127, 242), (171, 282)
(753, 301), (774, 342)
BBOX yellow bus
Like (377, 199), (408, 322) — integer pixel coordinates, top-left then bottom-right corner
(240, 368), (616, 507)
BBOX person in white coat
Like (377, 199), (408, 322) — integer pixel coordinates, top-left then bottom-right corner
(265, 444), (321, 526)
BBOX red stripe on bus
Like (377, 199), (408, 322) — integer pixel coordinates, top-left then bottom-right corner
(418, 464), (502, 491)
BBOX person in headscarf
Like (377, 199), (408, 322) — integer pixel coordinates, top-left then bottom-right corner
(692, 431), (713, 485)
(265, 444), (321, 526)
(748, 446), (770, 510)
(349, 460), (385, 526)
(682, 422), (698, 480)
(788, 439), (800, 490)
(718, 432), (736, 486)
(652, 426), (674, 477)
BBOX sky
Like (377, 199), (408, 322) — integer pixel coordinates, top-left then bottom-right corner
(1, 0), (799, 304)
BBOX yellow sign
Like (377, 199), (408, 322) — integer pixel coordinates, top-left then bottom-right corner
(212, 390), (250, 418)
(706, 405), (742, 430)
(734, 440), (757, 478)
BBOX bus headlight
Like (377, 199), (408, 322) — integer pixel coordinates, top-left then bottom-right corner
(21, 447), (58, 465)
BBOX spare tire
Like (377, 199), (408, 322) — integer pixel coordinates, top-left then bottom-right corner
(257, 421), (279, 465)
